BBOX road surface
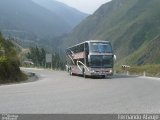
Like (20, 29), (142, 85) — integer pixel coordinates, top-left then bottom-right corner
(0, 68), (160, 114)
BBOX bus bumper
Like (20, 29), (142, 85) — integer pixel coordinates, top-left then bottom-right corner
(90, 69), (113, 76)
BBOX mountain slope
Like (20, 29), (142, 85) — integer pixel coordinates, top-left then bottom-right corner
(0, 0), (87, 41)
(62, 0), (160, 65)
(32, 0), (87, 28)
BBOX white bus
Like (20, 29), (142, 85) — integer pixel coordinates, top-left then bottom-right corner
(66, 40), (115, 78)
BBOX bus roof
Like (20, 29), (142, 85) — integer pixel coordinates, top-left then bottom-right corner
(86, 40), (110, 43)
(67, 40), (110, 50)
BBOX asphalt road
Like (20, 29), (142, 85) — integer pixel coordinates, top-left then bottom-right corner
(0, 68), (160, 114)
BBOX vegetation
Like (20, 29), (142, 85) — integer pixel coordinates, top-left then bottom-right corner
(128, 64), (160, 77)
(26, 46), (65, 70)
(0, 32), (27, 84)
(26, 46), (46, 67)
(115, 64), (160, 77)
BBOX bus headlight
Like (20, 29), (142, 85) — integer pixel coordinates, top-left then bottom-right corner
(91, 70), (95, 73)
(109, 69), (112, 73)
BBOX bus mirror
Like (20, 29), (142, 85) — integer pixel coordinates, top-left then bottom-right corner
(114, 55), (116, 61)
(88, 55), (91, 62)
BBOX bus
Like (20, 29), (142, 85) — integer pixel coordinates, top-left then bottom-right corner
(65, 40), (115, 78)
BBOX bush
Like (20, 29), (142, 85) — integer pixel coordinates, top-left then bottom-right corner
(0, 32), (27, 84)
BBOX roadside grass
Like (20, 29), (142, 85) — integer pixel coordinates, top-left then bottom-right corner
(115, 64), (160, 77)
(129, 64), (160, 77)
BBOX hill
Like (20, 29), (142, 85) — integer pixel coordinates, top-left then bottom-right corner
(0, 0), (87, 42)
(32, 0), (87, 28)
(61, 0), (160, 65)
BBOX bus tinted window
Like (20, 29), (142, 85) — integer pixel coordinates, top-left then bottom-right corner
(90, 55), (113, 68)
(90, 42), (112, 53)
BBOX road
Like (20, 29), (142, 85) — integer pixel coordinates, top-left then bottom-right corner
(0, 68), (160, 114)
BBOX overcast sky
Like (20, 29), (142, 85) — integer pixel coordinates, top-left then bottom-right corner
(56, 0), (111, 14)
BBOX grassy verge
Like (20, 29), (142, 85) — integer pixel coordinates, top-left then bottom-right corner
(115, 64), (160, 77)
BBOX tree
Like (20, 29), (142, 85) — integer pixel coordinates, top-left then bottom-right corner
(26, 46), (65, 69)
(26, 46), (46, 67)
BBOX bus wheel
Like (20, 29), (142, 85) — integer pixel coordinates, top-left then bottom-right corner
(82, 68), (86, 78)
(105, 75), (112, 79)
(69, 68), (72, 76)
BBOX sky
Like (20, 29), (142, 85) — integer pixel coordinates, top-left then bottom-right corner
(56, 0), (112, 14)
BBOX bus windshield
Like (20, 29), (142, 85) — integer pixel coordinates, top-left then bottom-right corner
(89, 55), (113, 68)
(90, 42), (112, 53)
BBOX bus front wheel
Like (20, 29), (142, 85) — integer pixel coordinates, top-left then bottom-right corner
(69, 68), (72, 76)
(82, 68), (86, 78)
(105, 75), (112, 79)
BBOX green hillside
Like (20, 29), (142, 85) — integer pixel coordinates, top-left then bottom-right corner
(62, 0), (160, 65)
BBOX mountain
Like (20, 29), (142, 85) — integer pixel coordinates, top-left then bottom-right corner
(0, 0), (87, 42)
(61, 0), (160, 65)
(32, 0), (87, 28)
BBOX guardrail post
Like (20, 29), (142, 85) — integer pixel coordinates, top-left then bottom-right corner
(143, 71), (146, 77)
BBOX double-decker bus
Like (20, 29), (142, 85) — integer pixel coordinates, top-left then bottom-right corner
(66, 40), (115, 78)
